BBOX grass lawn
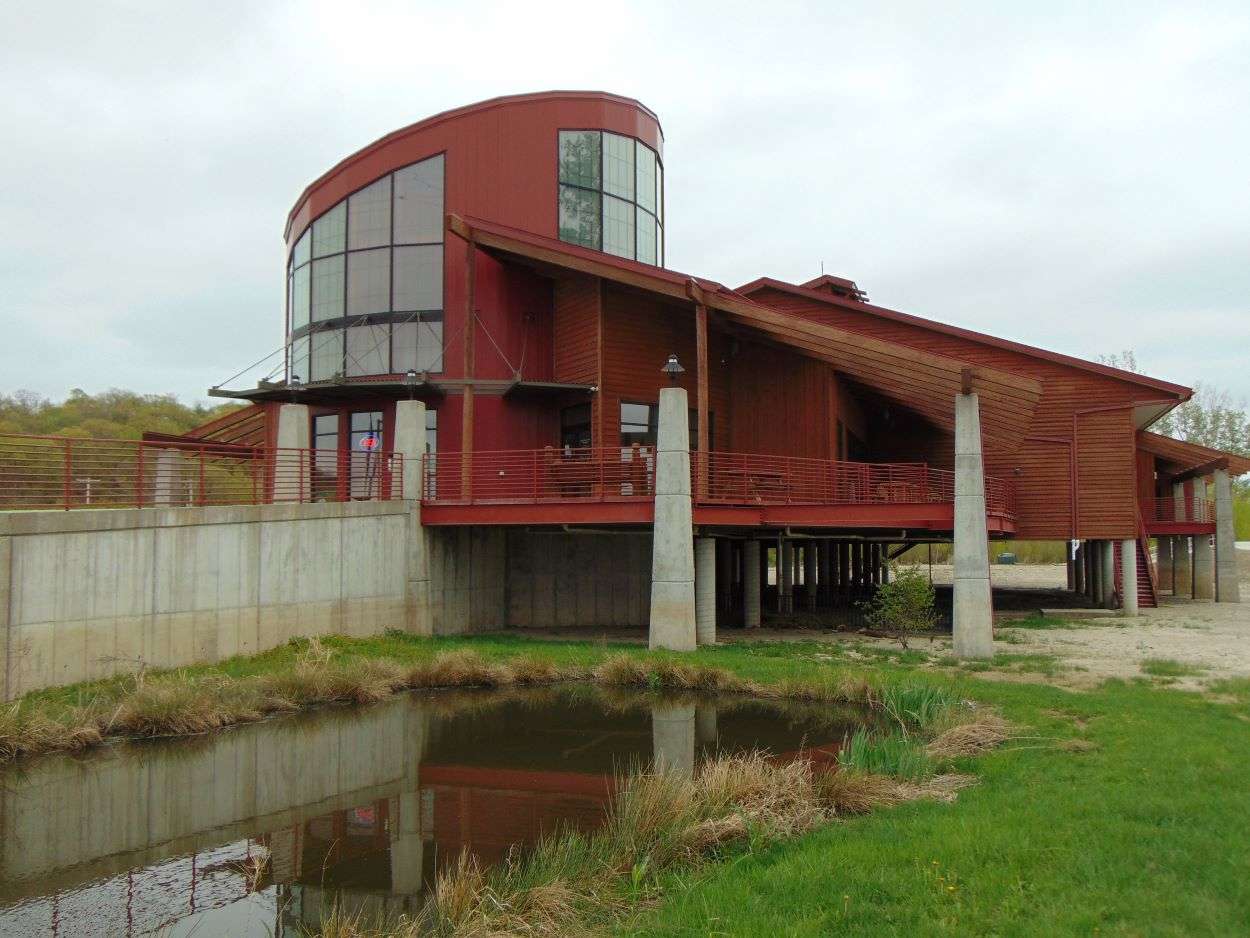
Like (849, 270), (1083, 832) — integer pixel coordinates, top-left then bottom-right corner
(7, 631), (1250, 935)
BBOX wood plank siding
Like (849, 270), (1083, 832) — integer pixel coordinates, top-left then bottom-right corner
(746, 284), (1162, 538)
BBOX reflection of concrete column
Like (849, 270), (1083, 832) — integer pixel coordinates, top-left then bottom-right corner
(1157, 537), (1173, 592)
(695, 537), (717, 646)
(1213, 468), (1240, 603)
(153, 447), (183, 506)
(652, 705), (696, 777)
(391, 790), (424, 896)
(778, 537), (794, 614)
(1101, 539), (1115, 608)
(695, 705), (717, 749)
(953, 391), (993, 658)
(1194, 534), (1215, 601)
(1120, 538), (1138, 615)
(743, 540), (761, 628)
(804, 542), (818, 610)
(275, 403), (311, 503)
(649, 387), (696, 651)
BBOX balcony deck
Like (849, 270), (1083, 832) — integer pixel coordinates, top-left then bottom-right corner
(1141, 496), (1216, 536)
(420, 447), (1016, 532)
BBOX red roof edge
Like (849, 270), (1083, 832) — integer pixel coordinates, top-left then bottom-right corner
(738, 276), (1193, 400)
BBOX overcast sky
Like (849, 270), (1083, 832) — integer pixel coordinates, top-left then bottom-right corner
(3, 1), (1248, 405)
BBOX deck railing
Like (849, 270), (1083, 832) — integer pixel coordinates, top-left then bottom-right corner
(1141, 495), (1215, 524)
(423, 447), (1015, 516)
(0, 433), (402, 510)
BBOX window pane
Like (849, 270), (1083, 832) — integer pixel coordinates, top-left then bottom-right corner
(312, 202), (346, 257)
(292, 229), (311, 268)
(345, 323), (390, 377)
(393, 244), (443, 310)
(393, 155), (444, 243)
(603, 195), (635, 259)
(311, 255), (345, 322)
(621, 402), (651, 428)
(561, 403), (592, 447)
(559, 184), (600, 249)
(417, 320), (443, 372)
(348, 176), (392, 250)
(346, 248), (390, 316)
(558, 130), (600, 189)
(656, 162), (663, 224)
(313, 413), (339, 492)
(635, 142), (656, 213)
(289, 334), (309, 383)
(291, 264), (311, 329)
(656, 223), (664, 267)
(392, 320), (444, 373)
(310, 328), (343, 381)
(636, 209), (657, 265)
(426, 408), (437, 455)
(603, 133), (634, 200)
(313, 414), (338, 447)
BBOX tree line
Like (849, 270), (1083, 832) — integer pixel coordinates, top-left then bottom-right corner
(0, 389), (242, 441)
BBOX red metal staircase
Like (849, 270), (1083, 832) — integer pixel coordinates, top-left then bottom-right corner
(1112, 516), (1158, 609)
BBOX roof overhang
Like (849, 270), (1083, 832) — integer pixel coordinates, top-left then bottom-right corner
(208, 376), (593, 404)
(1138, 430), (1250, 477)
(450, 214), (1044, 453)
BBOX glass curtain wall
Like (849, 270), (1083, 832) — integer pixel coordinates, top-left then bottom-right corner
(287, 154), (445, 383)
(558, 131), (663, 265)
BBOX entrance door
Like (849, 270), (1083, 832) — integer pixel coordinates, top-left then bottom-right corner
(349, 411), (384, 499)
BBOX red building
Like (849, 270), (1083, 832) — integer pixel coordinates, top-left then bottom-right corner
(202, 90), (1245, 650)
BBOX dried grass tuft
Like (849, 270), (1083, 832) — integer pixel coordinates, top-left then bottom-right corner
(407, 650), (514, 689)
(925, 713), (1013, 760)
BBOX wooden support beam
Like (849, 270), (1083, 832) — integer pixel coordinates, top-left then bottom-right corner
(461, 238), (477, 498)
(695, 302), (709, 498)
(1166, 457), (1228, 485)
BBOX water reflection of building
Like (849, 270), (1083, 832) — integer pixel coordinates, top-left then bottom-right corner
(0, 692), (855, 936)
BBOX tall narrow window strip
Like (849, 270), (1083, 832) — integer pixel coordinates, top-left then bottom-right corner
(603, 133), (634, 200)
(289, 334), (309, 383)
(347, 176), (392, 250)
(635, 142), (656, 213)
(393, 155), (444, 244)
(636, 209), (657, 266)
(310, 329), (344, 381)
(291, 265), (311, 329)
(345, 324), (390, 377)
(292, 230), (311, 268)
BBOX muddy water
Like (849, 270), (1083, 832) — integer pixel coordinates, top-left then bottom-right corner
(0, 686), (874, 936)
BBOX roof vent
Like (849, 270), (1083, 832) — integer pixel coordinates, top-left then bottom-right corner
(800, 274), (868, 303)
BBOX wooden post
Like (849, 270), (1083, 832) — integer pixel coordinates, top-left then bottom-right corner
(695, 302), (709, 500)
(461, 239), (476, 499)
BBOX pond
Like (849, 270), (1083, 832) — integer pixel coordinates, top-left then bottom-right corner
(0, 686), (876, 936)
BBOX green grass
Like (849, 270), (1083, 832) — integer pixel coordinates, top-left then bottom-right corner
(623, 670), (1250, 937)
(1140, 657), (1206, 678)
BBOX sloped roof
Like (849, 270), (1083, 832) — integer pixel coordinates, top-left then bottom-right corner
(739, 277), (1192, 401)
(1138, 430), (1250, 477)
(449, 215), (1043, 452)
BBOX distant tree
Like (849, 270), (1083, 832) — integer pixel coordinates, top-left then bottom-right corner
(0, 389), (242, 440)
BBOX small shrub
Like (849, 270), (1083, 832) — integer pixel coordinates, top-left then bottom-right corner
(860, 564), (938, 648)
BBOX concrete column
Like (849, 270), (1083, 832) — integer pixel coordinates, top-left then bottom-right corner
(652, 705), (696, 777)
(1194, 534), (1215, 601)
(850, 543), (862, 592)
(1174, 532), (1192, 597)
(778, 537), (794, 614)
(152, 447), (184, 506)
(838, 542), (850, 596)
(649, 387), (696, 651)
(1213, 468), (1240, 603)
(1101, 539), (1116, 608)
(1120, 538), (1138, 615)
(695, 537), (717, 646)
(395, 401), (432, 635)
(274, 403), (311, 503)
(952, 391), (994, 659)
(1088, 541), (1102, 605)
(716, 540), (733, 614)
(1157, 536), (1173, 592)
(818, 539), (833, 605)
(803, 542), (818, 610)
(743, 540), (761, 628)
(1073, 543), (1085, 594)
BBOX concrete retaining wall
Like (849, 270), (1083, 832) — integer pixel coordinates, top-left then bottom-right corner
(0, 501), (410, 699)
(426, 526), (508, 634)
(505, 530), (652, 628)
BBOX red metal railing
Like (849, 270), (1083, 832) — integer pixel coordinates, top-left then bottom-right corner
(1141, 496), (1215, 524)
(422, 447), (1015, 517)
(423, 445), (656, 503)
(0, 434), (402, 510)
